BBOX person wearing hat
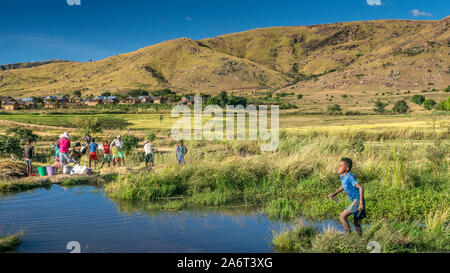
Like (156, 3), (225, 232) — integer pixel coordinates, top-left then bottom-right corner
(111, 135), (125, 166)
(59, 132), (72, 167)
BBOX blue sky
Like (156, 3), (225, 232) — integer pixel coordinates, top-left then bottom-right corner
(0, 0), (448, 64)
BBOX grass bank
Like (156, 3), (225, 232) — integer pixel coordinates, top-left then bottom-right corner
(0, 232), (22, 252)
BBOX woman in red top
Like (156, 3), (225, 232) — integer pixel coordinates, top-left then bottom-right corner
(100, 140), (112, 169)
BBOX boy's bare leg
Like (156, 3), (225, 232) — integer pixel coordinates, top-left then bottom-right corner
(354, 218), (363, 236)
(340, 210), (352, 234)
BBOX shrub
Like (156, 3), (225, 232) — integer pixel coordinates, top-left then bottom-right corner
(297, 94), (303, 99)
(373, 100), (388, 113)
(393, 100), (409, 114)
(146, 132), (157, 142)
(437, 97), (450, 111)
(423, 99), (436, 110)
(327, 104), (342, 115)
(341, 94), (348, 99)
(411, 95), (425, 105)
(122, 135), (140, 153)
(443, 86), (450, 92)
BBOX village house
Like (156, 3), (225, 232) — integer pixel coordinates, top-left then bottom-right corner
(44, 101), (59, 109)
(138, 95), (153, 103)
(119, 97), (139, 105)
(57, 96), (70, 105)
(70, 97), (83, 105)
(181, 96), (195, 105)
(104, 96), (119, 104)
(20, 97), (37, 109)
(3, 100), (20, 110)
(85, 98), (104, 107)
(152, 96), (166, 104)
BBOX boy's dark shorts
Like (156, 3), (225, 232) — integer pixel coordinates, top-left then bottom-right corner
(345, 198), (366, 221)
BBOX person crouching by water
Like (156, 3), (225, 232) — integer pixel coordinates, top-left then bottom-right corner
(88, 138), (98, 169)
(70, 141), (82, 165)
(59, 132), (72, 171)
(24, 139), (34, 176)
(328, 158), (366, 236)
(175, 140), (188, 165)
(100, 140), (112, 169)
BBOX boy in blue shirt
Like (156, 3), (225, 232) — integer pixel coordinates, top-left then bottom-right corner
(328, 158), (366, 235)
(88, 138), (98, 169)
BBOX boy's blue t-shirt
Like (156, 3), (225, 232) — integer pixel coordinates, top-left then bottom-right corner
(340, 172), (360, 202)
(89, 142), (98, 153)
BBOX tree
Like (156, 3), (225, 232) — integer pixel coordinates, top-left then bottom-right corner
(393, 100), (409, 113)
(443, 86), (450, 92)
(146, 132), (157, 142)
(6, 127), (38, 144)
(73, 90), (82, 97)
(412, 95), (425, 105)
(128, 89), (149, 97)
(101, 91), (112, 97)
(122, 135), (139, 153)
(73, 117), (104, 137)
(0, 135), (21, 157)
(218, 91), (228, 107)
(437, 97), (450, 111)
(206, 96), (221, 106)
(297, 94), (303, 99)
(327, 104), (342, 115)
(424, 99), (437, 110)
(228, 96), (247, 107)
(373, 100), (389, 113)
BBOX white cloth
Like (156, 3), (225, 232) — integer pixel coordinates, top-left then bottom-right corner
(144, 143), (154, 155)
(71, 164), (87, 175)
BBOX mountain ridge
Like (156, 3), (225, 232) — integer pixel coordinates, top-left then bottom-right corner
(0, 17), (449, 98)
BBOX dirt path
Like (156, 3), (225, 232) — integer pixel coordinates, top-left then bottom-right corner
(0, 119), (72, 131)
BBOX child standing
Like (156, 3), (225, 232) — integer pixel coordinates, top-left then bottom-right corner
(100, 140), (111, 169)
(24, 139), (34, 176)
(175, 140), (188, 165)
(328, 158), (366, 236)
(89, 138), (98, 169)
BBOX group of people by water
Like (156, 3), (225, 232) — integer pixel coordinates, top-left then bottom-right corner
(23, 133), (189, 175)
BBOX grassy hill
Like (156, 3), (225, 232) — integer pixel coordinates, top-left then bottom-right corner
(0, 17), (449, 98)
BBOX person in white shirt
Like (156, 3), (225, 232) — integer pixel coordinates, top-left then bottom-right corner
(144, 140), (156, 168)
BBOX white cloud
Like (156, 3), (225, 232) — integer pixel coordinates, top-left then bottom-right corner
(411, 9), (432, 17)
(367, 0), (381, 6)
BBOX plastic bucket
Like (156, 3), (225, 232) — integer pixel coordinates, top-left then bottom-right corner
(63, 165), (72, 175)
(37, 167), (47, 176)
(46, 166), (57, 176)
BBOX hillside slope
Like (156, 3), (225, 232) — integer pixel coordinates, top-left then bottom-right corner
(0, 17), (448, 97)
